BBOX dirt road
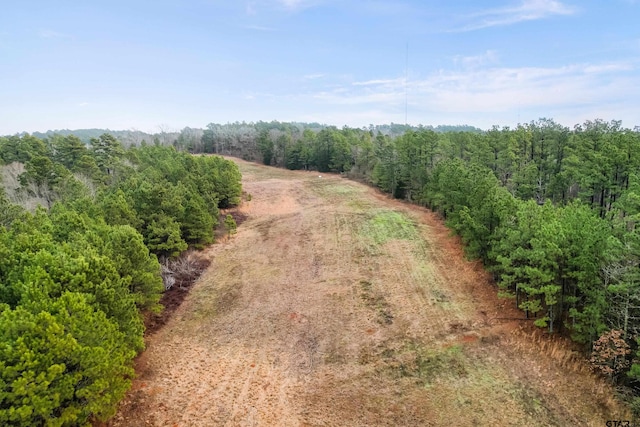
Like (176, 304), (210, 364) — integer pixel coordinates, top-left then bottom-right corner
(108, 159), (625, 426)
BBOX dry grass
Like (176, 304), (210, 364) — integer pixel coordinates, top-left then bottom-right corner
(505, 328), (629, 418)
(160, 250), (210, 291)
(107, 159), (628, 427)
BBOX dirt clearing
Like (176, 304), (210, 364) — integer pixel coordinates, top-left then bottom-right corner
(107, 159), (627, 426)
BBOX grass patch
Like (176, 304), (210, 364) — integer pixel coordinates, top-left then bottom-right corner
(309, 180), (365, 201)
(359, 210), (419, 246)
(375, 340), (468, 385)
(329, 184), (360, 195)
(431, 289), (451, 303)
(347, 199), (372, 211)
(188, 281), (243, 321)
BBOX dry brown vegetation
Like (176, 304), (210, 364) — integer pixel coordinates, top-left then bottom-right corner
(107, 159), (629, 426)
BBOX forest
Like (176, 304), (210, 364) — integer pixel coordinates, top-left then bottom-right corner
(2, 117), (640, 423)
(0, 134), (241, 425)
(184, 119), (640, 398)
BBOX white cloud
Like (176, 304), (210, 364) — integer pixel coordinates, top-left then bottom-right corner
(303, 73), (325, 80)
(279, 0), (302, 6)
(453, 50), (499, 68)
(38, 29), (71, 39)
(583, 63), (633, 73)
(300, 59), (638, 128)
(453, 0), (576, 32)
(278, 0), (306, 9)
(314, 89), (402, 106)
(352, 78), (400, 87)
(242, 25), (276, 31)
(275, 0), (322, 11)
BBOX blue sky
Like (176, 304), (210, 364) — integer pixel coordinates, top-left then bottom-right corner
(1, 0), (639, 134)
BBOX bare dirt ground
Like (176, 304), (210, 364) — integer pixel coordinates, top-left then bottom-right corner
(107, 159), (629, 426)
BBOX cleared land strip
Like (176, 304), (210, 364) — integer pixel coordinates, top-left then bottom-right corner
(108, 159), (626, 427)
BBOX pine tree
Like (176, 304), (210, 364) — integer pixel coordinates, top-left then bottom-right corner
(224, 214), (237, 237)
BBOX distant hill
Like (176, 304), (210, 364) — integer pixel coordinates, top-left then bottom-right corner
(30, 128), (112, 141)
(27, 129), (156, 146)
(9, 123), (485, 148)
(433, 124), (484, 133)
(369, 123), (484, 136)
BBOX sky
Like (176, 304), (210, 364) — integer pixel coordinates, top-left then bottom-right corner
(1, 0), (639, 134)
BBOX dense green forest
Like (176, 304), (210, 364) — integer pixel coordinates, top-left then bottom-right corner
(4, 117), (640, 422)
(179, 119), (640, 396)
(0, 133), (241, 425)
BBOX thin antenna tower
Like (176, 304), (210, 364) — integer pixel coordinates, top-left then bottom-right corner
(405, 42), (408, 125)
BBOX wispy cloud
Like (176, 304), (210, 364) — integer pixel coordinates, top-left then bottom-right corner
(306, 59), (637, 122)
(452, 0), (576, 32)
(241, 91), (276, 100)
(453, 50), (499, 68)
(38, 29), (71, 39)
(246, 2), (257, 15)
(278, 0), (304, 8)
(359, 1), (420, 16)
(352, 79), (399, 86)
(414, 63), (627, 113)
(78, 102), (90, 107)
(277, 0), (308, 10)
(275, 0), (322, 11)
(303, 73), (325, 80)
(242, 25), (277, 31)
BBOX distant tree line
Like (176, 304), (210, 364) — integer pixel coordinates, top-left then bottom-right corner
(11, 122), (480, 154)
(0, 133), (241, 425)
